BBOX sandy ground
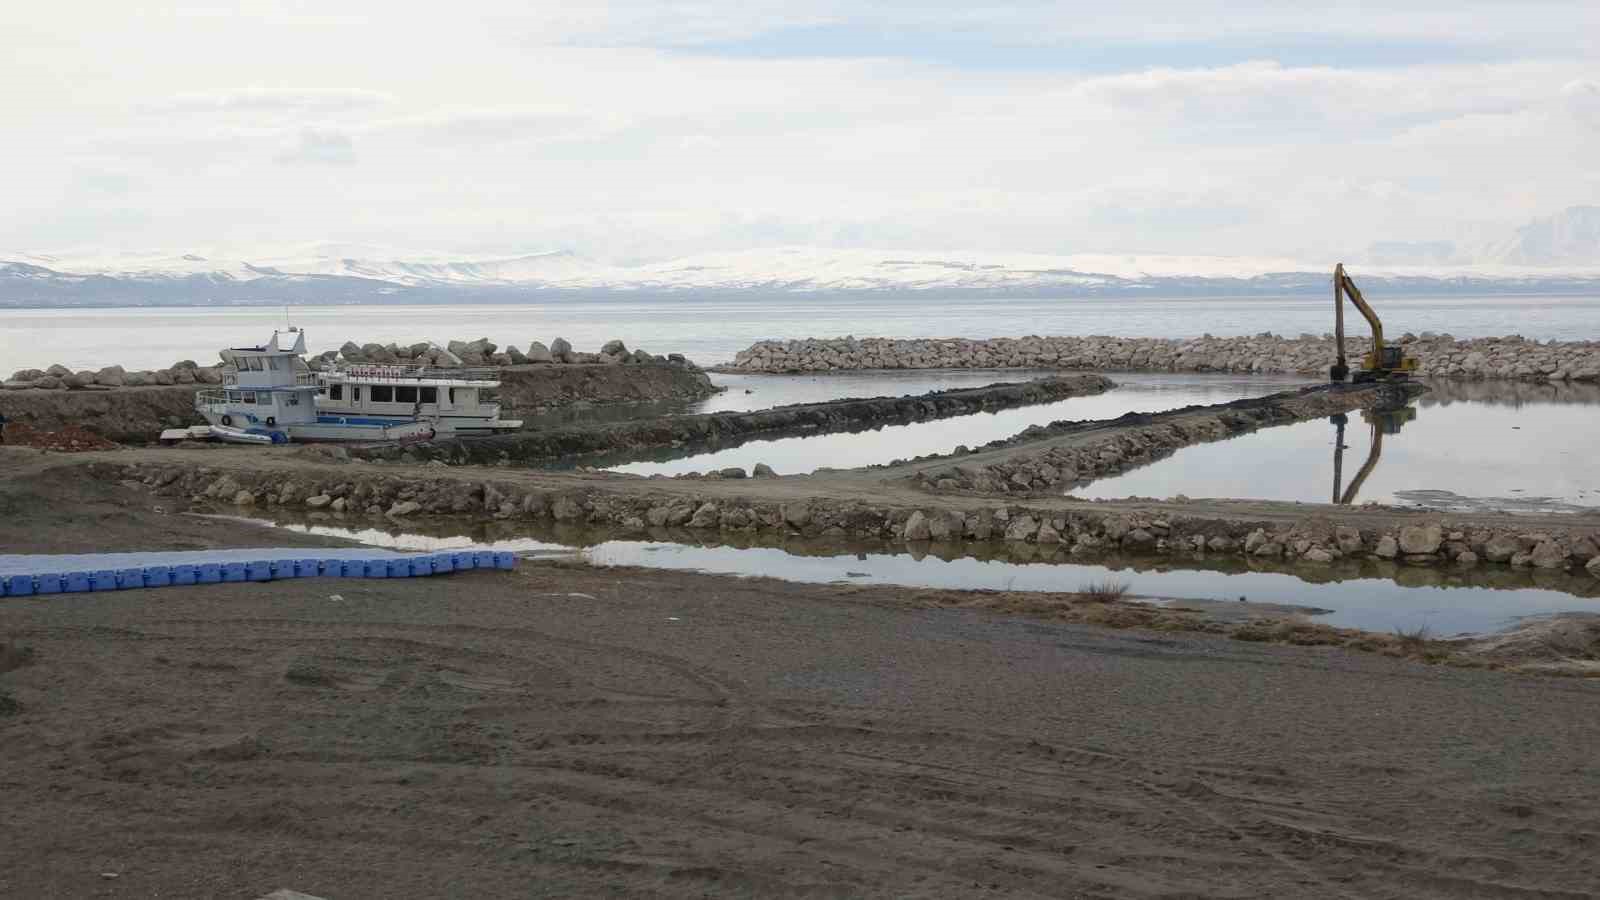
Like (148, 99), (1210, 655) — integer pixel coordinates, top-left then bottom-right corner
(4, 463), (1600, 898)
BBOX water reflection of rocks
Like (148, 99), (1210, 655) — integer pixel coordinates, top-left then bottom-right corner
(1420, 378), (1600, 407)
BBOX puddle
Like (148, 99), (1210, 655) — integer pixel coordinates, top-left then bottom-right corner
(265, 518), (1600, 637)
(608, 372), (1312, 477)
(1071, 384), (1600, 514)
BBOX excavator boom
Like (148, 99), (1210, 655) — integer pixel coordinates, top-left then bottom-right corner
(1329, 263), (1414, 383)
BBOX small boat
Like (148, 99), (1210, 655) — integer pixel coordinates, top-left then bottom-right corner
(180, 329), (521, 444)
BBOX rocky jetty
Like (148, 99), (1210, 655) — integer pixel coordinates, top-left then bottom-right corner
(95, 459), (1600, 580)
(3, 361), (223, 392)
(909, 383), (1426, 496)
(309, 337), (697, 371)
(353, 375), (1115, 466)
(728, 333), (1600, 382)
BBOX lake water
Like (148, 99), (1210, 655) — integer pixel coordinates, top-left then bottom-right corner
(1072, 383), (1600, 512)
(607, 372), (1313, 476)
(6, 293), (1600, 372)
(267, 519), (1600, 635)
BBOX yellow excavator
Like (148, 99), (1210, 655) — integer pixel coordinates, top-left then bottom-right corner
(1328, 263), (1419, 383)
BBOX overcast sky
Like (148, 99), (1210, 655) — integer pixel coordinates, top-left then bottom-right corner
(4, 1), (1597, 262)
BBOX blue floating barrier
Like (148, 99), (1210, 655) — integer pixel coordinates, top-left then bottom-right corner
(172, 565), (197, 586)
(143, 566), (172, 588)
(118, 567), (145, 589)
(0, 576), (21, 597)
(297, 559), (321, 578)
(431, 553), (454, 573)
(341, 560), (364, 577)
(36, 574), (62, 595)
(222, 562), (247, 583)
(65, 572), (92, 593)
(473, 551), (494, 569)
(198, 564), (222, 584)
(271, 559), (298, 579)
(387, 559), (411, 578)
(365, 559), (389, 579)
(494, 551), (516, 570)
(452, 551), (475, 570)
(247, 561), (272, 582)
(93, 570), (120, 592)
(409, 557), (433, 577)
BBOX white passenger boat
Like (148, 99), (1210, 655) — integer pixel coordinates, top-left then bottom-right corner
(180, 329), (522, 444)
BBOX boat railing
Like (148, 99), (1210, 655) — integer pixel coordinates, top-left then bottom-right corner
(221, 370), (320, 387)
(325, 363), (502, 383)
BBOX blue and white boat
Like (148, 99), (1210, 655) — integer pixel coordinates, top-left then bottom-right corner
(175, 329), (521, 443)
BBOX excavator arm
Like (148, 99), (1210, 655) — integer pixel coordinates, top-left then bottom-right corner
(1331, 263), (1412, 382)
(1335, 264), (1385, 357)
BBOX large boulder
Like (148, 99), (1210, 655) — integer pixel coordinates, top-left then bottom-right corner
(1531, 541), (1570, 570)
(407, 342), (433, 359)
(526, 341), (554, 363)
(601, 339), (628, 357)
(1398, 524), (1443, 556)
(153, 369), (175, 385)
(1483, 533), (1521, 563)
(550, 337), (574, 362)
(902, 511), (932, 541)
(505, 345), (528, 365)
(10, 369), (44, 382)
(340, 341), (365, 361)
(46, 364), (72, 378)
(173, 368), (197, 385)
(64, 371), (97, 388)
(94, 367), (125, 387)
(33, 375), (64, 390)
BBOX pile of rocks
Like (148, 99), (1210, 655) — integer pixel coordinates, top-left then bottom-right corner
(3, 361), (223, 392)
(103, 460), (1600, 579)
(310, 337), (694, 371)
(729, 333), (1600, 382)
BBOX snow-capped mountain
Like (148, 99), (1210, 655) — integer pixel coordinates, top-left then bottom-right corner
(7, 211), (1600, 307)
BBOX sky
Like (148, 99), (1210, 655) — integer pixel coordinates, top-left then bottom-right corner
(3, 1), (1598, 264)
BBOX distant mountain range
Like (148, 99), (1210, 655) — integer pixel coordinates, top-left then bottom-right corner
(6, 207), (1599, 308)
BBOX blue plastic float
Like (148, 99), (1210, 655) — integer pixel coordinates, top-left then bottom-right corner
(0, 547), (517, 598)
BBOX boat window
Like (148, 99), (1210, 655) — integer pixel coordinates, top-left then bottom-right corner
(242, 392), (256, 404)
(395, 386), (418, 403)
(370, 385), (394, 403)
(265, 358), (280, 371)
(328, 384), (342, 401)
(245, 357), (263, 371)
(420, 387), (437, 404)
(352, 386), (361, 403)
(450, 388), (460, 405)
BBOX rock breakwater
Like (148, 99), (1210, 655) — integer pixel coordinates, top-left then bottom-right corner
(352, 375), (1115, 466)
(314, 336), (698, 370)
(93, 457), (1600, 580)
(729, 334), (1600, 382)
(907, 383), (1426, 497)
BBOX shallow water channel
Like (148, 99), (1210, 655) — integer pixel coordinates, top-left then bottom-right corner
(1072, 379), (1600, 513)
(606, 372), (1313, 477)
(265, 518), (1599, 637)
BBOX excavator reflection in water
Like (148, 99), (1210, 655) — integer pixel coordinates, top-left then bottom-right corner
(1330, 406), (1417, 504)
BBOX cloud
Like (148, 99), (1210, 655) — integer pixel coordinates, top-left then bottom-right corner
(1565, 79), (1600, 129)
(157, 87), (394, 114)
(274, 128), (356, 165)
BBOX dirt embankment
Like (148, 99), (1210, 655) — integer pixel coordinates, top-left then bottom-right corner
(0, 363), (720, 443)
(495, 362), (719, 414)
(356, 374), (1114, 466)
(0, 384), (203, 442)
(907, 381), (1425, 496)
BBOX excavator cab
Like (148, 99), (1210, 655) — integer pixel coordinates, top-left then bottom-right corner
(1329, 264), (1419, 383)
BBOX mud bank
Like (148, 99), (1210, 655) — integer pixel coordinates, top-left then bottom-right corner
(0, 363), (719, 442)
(729, 333), (1600, 382)
(906, 382), (1425, 496)
(354, 374), (1114, 466)
(494, 363), (718, 414)
(0, 384), (203, 441)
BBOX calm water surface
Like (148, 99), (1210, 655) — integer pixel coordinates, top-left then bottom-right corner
(1072, 381), (1600, 512)
(6, 293), (1600, 371)
(272, 520), (1599, 635)
(608, 373), (1313, 476)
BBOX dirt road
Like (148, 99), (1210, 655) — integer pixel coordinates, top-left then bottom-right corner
(3, 471), (1600, 898)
